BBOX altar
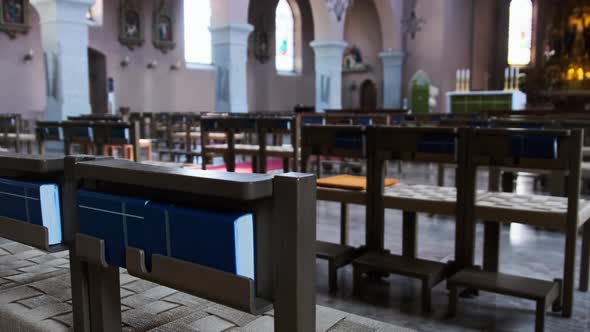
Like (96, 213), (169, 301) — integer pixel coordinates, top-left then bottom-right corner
(446, 90), (527, 114)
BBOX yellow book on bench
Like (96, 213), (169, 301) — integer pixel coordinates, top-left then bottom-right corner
(317, 175), (399, 191)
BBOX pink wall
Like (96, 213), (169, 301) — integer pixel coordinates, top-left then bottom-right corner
(404, 0), (473, 113)
(342, 0), (383, 108)
(0, 0), (504, 116)
(247, 0), (315, 112)
(89, 0), (215, 113)
(0, 8), (45, 117)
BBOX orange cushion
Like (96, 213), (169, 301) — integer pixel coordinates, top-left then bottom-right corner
(317, 175), (399, 191)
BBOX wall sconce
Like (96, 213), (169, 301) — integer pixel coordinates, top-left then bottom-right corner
(170, 61), (182, 71)
(121, 56), (130, 67)
(147, 60), (157, 69)
(23, 49), (34, 62)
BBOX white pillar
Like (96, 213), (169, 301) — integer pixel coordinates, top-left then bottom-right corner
(210, 23), (253, 113)
(310, 41), (347, 112)
(31, 0), (93, 120)
(380, 50), (405, 109)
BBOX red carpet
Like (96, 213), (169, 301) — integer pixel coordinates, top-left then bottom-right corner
(207, 158), (284, 173)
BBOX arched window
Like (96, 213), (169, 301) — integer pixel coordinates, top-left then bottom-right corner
(184, 0), (212, 65)
(507, 0), (533, 66)
(275, 0), (295, 72)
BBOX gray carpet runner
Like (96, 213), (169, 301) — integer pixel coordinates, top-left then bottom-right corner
(0, 238), (414, 332)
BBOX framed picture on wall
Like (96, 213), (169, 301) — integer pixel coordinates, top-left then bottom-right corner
(152, 0), (175, 53)
(118, 0), (144, 50)
(0, 0), (30, 39)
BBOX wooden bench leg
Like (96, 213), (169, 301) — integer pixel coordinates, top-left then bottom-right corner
(437, 164), (445, 187)
(421, 278), (432, 314)
(562, 223), (577, 318)
(448, 283), (458, 317)
(552, 278), (563, 312)
(535, 300), (546, 332)
(352, 265), (362, 297)
(328, 261), (338, 293)
(340, 203), (349, 246)
(581, 222), (590, 292)
(403, 211), (417, 258)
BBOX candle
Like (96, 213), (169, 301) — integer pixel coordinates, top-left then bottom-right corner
(466, 69), (471, 91)
(504, 67), (509, 91)
(456, 69), (461, 91)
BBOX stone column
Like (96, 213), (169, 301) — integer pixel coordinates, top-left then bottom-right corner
(310, 41), (347, 112)
(380, 50), (405, 109)
(31, 0), (93, 120)
(210, 23), (253, 113)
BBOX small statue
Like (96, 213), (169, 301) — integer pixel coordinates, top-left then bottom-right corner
(342, 45), (367, 71)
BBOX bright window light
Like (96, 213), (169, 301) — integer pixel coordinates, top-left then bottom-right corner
(275, 0), (295, 72)
(184, 0), (212, 65)
(508, 0), (533, 66)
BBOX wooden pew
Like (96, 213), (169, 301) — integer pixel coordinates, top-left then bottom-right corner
(258, 115), (300, 173)
(301, 125), (368, 291)
(449, 127), (590, 330)
(0, 114), (35, 153)
(353, 126), (463, 313)
(158, 113), (202, 162)
(200, 114), (259, 172)
(0, 153), (70, 251)
(66, 158), (316, 331)
(36, 121), (65, 155)
(93, 120), (142, 161)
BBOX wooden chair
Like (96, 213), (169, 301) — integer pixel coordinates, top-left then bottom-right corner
(301, 125), (368, 291)
(352, 126), (464, 313)
(0, 114), (35, 154)
(158, 113), (201, 162)
(201, 115), (260, 172)
(66, 158), (316, 331)
(36, 121), (65, 155)
(258, 115), (300, 173)
(448, 127), (590, 331)
(62, 121), (95, 155)
(93, 121), (141, 161)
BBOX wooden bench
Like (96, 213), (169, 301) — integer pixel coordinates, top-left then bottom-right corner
(201, 114), (260, 172)
(352, 126), (464, 314)
(449, 127), (590, 330)
(301, 125), (369, 291)
(0, 114), (35, 154)
(0, 153), (70, 252)
(448, 269), (560, 332)
(66, 158), (316, 331)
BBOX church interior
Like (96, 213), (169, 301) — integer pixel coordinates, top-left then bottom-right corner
(0, 0), (590, 331)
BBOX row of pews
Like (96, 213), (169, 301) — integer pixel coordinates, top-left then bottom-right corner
(0, 153), (413, 331)
(2, 109), (590, 331)
(300, 115), (590, 332)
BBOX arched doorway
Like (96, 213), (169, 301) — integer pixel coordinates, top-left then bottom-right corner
(360, 79), (377, 111)
(88, 48), (108, 114)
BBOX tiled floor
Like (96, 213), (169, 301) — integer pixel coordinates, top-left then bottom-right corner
(314, 163), (590, 331)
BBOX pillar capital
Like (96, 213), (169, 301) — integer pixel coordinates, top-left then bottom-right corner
(380, 50), (405, 66)
(310, 40), (347, 112)
(210, 23), (254, 46)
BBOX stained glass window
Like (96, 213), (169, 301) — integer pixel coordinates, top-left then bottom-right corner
(508, 0), (533, 66)
(184, 0), (212, 65)
(275, 0), (295, 72)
